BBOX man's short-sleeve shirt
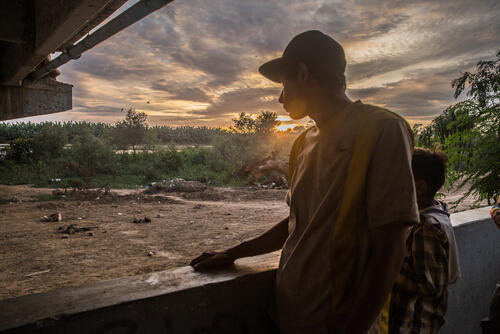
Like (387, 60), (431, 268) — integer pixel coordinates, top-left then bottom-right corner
(274, 101), (420, 333)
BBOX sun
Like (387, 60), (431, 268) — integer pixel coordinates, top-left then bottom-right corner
(276, 124), (297, 132)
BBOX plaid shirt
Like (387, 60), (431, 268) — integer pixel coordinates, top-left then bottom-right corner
(389, 212), (450, 334)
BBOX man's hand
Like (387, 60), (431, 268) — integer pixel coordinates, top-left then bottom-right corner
(491, 205), (500, 230)
(190, 216), (289, 271)
(190, 250), (235, 270)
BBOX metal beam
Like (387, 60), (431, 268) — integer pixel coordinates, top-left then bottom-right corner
(30, 0), (174, 81)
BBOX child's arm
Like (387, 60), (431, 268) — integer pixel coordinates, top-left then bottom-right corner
(411, 221), (449, 296)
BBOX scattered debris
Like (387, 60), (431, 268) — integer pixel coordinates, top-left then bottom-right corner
(133, 217), (151, 224)
(57, 224), (97, 234)
(24, 269), (51, 277)
(40, 212), (62, 222)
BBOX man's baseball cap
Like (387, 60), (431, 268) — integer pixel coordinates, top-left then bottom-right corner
(259, 30), (346, 84)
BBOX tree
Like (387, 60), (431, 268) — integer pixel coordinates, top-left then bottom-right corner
(446, 51), (500, 204)
(230, 111), (280, 134)
(255, 111), (280, 134)
(114, 108), (148, 154)
(230, 112), (256, 134)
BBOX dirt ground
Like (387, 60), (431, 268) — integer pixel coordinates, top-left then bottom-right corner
(0, 184), (486, 300)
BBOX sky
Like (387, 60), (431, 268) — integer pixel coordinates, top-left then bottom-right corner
(10, 0), (500, 128)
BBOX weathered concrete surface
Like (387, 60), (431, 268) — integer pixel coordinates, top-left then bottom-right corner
(0, 252), (281, 333)
(0, 78), (72, 120)
(0, 207), (497, 334)
(0, 0), (127, 86)
(441, 207), (500, 334)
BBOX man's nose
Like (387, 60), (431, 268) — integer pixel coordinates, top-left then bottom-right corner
(279, 90), (284, 104)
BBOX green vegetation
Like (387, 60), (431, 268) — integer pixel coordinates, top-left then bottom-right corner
(413, 51), (500, 204)
(0, 110), (297, 189)
(1, 54), (497, 205)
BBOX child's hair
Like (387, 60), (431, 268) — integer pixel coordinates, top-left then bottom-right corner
(412, 148), (448, 198)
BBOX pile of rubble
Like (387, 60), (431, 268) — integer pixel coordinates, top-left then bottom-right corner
(143, 178), (207, 194)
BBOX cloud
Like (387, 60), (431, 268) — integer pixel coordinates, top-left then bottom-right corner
(347, 66), (475, 118)
(151, 79), (211, 103)
(39, 0), (499, 126)
(199, 87), (282, 118)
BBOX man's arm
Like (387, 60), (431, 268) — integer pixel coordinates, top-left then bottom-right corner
(340, 222), (408, 334)
(190, 216), (289, 270)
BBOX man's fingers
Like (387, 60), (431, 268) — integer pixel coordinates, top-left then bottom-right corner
(190, 251), (216, 266)
(193, 254), (233, 271)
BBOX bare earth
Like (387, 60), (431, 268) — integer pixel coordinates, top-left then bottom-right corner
(0, 184), (485, 300)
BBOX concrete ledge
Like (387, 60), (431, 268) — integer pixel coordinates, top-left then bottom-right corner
(0, 252), (280, 333)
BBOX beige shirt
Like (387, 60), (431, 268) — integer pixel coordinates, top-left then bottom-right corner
(274, 101), (420, 334)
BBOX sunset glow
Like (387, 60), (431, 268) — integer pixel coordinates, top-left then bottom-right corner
(276, 124), (298, 132)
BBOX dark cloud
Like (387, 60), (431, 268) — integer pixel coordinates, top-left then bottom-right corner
(151, 80), (211, 103)
(199, 87), (282, 117)
(347, 67), (472, 118)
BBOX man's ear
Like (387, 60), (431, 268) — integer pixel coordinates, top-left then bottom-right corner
(297, 62), (309, 82)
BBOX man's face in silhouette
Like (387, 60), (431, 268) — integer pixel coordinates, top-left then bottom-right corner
(279, 65), (309, 120)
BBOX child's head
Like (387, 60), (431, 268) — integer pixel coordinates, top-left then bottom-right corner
(412, 148), (448, 208)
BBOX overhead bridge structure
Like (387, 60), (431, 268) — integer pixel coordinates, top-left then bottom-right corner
(0, 0), (173, 121)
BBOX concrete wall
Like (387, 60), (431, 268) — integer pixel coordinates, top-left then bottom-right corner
(442, 207), (500, 334)
(0, 207), (497, 334)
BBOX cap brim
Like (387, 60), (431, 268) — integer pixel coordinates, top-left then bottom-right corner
(258, 58), (285, 83)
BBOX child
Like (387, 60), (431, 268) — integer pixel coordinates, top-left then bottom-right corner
(389, 148), (461, 334)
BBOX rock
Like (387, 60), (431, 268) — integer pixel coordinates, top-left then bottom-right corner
(156, 214), (163, 218)
(61, 235), (68, 239)
(57, 224), (97, 234)
(224, 227), (229, 230)
(133, 217), (151, 224)
(193, 204), (204, 210)
(87, 232), (93, 236)
(40, 212), (62, 222)
(147, 251), (155, 257)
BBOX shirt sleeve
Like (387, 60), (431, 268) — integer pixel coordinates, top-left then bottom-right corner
(411, 221), (450, 297)
(366, 118), (420, 228)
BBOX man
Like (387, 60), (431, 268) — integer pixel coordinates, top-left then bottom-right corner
(191, 30), (419, 334)
(389, 148), (461, 333)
